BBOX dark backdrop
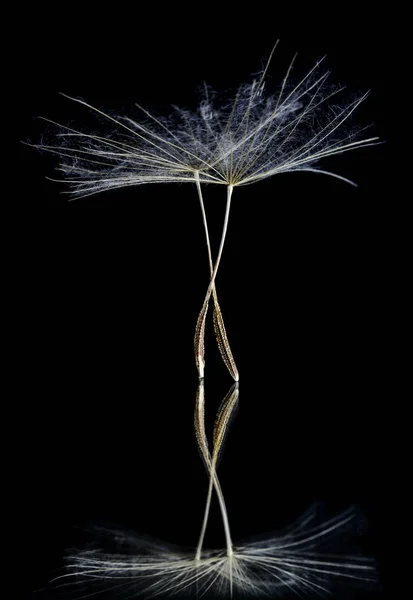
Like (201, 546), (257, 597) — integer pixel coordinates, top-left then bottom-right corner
(19, 5), (391, 599)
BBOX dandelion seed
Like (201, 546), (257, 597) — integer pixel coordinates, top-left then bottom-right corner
(30, 45), (380, 600)
(30, 44), (379, 380)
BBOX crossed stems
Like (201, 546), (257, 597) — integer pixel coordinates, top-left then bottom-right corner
(193, 177), (239, 583)
(194, 173), (239, 381)
(195, 380), (239, 596)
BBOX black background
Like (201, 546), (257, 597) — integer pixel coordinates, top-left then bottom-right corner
(19, 4), (392, 599)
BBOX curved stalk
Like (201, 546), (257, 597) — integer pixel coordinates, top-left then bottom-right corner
(194, 173), (239, 381)
(195, 381), (238, 561)
(194, 183), (235, 379)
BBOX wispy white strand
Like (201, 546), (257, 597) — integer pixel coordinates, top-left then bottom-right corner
(53, 504), (378, 598)
(30, 47), (379, 198)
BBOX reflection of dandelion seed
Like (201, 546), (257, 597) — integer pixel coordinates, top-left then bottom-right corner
(31, 42), (379, 380)
(53, 383), (378, 599)
(55, 506), (377, 599)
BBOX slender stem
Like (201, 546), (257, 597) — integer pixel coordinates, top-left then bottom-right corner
(195, 184), (233, 378)
(196, 455), (233, 561)
(194, 171), (215, 282)
(195, 382), (233, 561)
(194, 174), (239, 381)
(206, 184), (233, 299)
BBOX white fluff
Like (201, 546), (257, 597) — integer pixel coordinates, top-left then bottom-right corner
(54, 505), (377, 598)
(35, 45), (379, 198)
